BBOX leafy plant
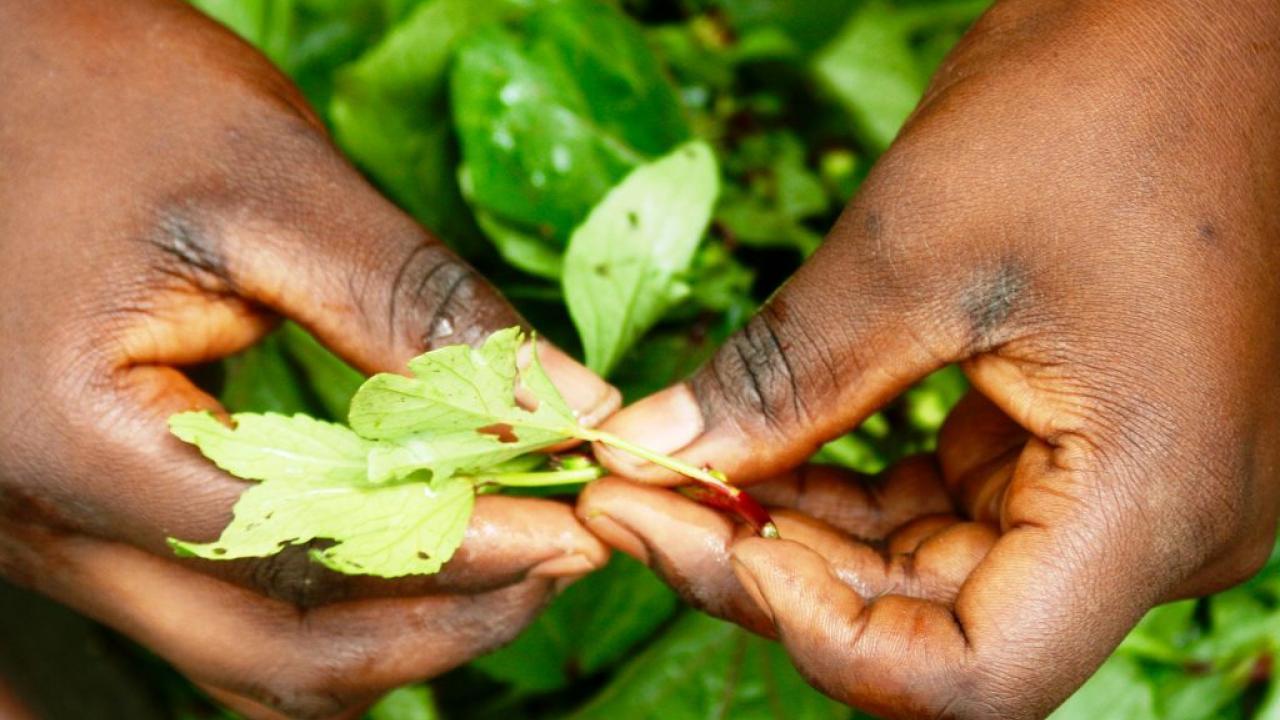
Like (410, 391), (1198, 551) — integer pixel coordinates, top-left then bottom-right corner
(171, 328), (775, 578)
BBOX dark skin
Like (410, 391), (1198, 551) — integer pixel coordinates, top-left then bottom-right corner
(0, 1), (622, 718)
(580, 0), (1280, 717)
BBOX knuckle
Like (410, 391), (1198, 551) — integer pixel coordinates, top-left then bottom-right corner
(246, 666), (359, 720)
(372, 239), (507, 350)
(242, 545), (343, 608)
(695, 311), (806, 435)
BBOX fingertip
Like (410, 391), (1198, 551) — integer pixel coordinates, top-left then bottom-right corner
(528, 342), (621, 428)
(730, 537), (866, 631)
(593, 383), (704, 483)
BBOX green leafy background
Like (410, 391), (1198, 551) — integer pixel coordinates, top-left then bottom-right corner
(13, 0), (1276, 718)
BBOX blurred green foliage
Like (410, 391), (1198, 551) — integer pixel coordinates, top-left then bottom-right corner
(172, 0), (1280, 717)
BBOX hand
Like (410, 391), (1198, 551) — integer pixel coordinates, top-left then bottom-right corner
(0, 2), (619, 718)
(578, 1), (1280, 717)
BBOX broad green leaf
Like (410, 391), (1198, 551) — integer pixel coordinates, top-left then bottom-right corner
(904, 365), (968, 434)
(1050, 654), (1158, 720)
(812, 433), (886, 474)
(365, 425), (562, 485)
(563, 141), (719, 374)
(351, 328), (522, 438)
(473, 205), (565, 280)
(169, 412), (373, 485)
(219, 334), (313, 415)
(570, 611), (850, 720)
(171, 472), (474, 577)
(472, 553), (678, 692)
(451, 0), (688, 262)
(1257, 672), (1280, 720)
(280, 322), (366, 420)
(330, 0), (535, 249)
(813, 1), (925, 153)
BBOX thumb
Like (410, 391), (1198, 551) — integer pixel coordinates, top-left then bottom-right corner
(173, 143), (619, 424)
(594, 179), (1023, 482)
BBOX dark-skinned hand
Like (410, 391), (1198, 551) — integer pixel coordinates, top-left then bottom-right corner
(0, 1), (621, 718)
(579, 0), (1280, 717)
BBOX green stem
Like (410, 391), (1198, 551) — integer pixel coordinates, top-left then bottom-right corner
(473, 465), (604, 488)
(571, 427), (742, 498)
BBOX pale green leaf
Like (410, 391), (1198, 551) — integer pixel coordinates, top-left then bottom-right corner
(365, 425), (563, 485)
(171, 473), (474, 578)
(368, 685), (441, 720)
(350, 328), (521, 439)
(169, 412), (373, 485)
(1050, 654), (1158, 720)
(563, 141), (719, 375)
(348, 328), (578, 482)
(813, 1), (925, 153)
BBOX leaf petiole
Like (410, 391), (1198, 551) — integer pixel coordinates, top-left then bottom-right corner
(472, 465), (606, 488)
(571, 427), (780, 538)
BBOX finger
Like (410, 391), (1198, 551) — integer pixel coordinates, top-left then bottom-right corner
(730, 440), (1159, 719)
(745, 457), (954, 539)
(328, 495), (610, 600)
(128, 121), (618, 422)
(9, 523), (557, 720)
(578, 477), (993, 631)
(46, 367), (607, 603)
(591, 172), (1017, 484)
(577, 477), (774, 636)
(936, 390), (1027, 522)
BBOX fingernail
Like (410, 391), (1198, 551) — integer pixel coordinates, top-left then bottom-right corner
(582, 513), (651, 567)
(523, 342), (621, 427)
(731, 555), (776, 624)
(529, 552), (596, 579)
(595, 384), (703, 473)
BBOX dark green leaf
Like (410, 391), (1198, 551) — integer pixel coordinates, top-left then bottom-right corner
(471, 554), (678, 692)
(220, 334), (313, 415)
(570, 611), (850, 720)
(330, 0), (533, 250)
(280, 322), (365, 420)
(451, 0), (689, 260)
(563, 141), (719, 374)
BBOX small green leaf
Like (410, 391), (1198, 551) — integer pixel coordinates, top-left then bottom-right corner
(171, 472), (474, 578)
(348, 328), (577, 482)
(563, 141), (720, 375)
(169, 412), (373, 485)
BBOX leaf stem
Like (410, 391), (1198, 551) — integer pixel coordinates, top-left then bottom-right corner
(571, 427), (779, 538)
(573, 427), (737, 493)
(473, 465), (605, 488)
